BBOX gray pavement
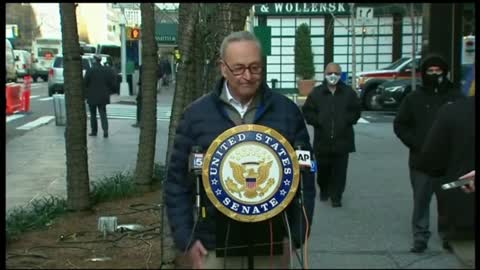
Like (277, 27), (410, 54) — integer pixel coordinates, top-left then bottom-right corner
(5, 83), (474, 268)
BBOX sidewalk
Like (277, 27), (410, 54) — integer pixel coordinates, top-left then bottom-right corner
(5, 82), (473, 268)
(6, 83), (174, 211)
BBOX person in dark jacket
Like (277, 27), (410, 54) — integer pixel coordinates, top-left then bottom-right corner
(165, 31), (315, 269)
(417, 96), (475, 243)
(160, 56), (171, 86)
(302, 62), (361, 207)
(393, 54), (464, 253)
(84, 55), (116, 138)
(132, 64), (143, 128)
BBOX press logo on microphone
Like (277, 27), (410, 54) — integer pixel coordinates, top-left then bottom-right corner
(296, 150), (311, 167)
(192, 153), (204, 170)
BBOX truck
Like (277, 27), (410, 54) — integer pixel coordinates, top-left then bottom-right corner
(31, 38), (63, 82)
(356, 56), (421, 110)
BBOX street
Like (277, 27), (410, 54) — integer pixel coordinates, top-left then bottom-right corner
(6, 80), (172, 143)
(5, 84), (472, 268)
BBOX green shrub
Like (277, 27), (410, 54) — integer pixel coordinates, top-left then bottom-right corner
(295, 23), (316, 80)
(6, 164), (169, 242)
(6, 196), (67, 242)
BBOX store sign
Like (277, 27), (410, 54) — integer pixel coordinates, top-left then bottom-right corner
(156, 36), (176, 42)
(155, 23), (177, 44)
(254, 3), (350, 15)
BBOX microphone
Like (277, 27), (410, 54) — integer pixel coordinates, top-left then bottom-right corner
(189, 146), (204, 218)
(295, 143), (312, 171)
(295, 142), (316, 173)
(188, 145), (204, 175)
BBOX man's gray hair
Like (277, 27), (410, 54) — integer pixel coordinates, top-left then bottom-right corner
(325, 62), (342, 73)
(220, 31), (262, 59)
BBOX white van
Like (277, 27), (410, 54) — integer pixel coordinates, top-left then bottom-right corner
(31, 38), (62, 82)
(14, 49), (33, 78)
(6, 39), (17, 82)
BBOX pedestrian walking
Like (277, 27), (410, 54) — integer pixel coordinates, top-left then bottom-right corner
(132, 64), (143, 128)
(160, 56), (171, 86)
(165, 31), (315, 269)
(84, 54), (117, 138)
(393, 53), (464, 253)
(302, 62), (361, 208)
(417, 96), (474, 242)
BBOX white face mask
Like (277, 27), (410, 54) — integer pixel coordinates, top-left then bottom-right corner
(325, 73), (340, 85)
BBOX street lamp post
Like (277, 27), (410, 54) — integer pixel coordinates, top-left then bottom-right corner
(119, 9), (129, 96)
(361, 26), (366, 71)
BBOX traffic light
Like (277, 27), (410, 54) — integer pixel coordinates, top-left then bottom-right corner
(126, 27), (141, 40)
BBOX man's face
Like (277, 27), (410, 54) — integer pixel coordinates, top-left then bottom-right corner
(220, 41), (263, 100)
(425, 66), (443, 75)
(324, 63), (341, 85)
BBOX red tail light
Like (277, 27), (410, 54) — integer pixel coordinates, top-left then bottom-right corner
(48, 68), (54, 77)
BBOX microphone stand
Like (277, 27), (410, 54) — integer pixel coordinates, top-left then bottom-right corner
(295, 144), (306, 268)
(195, 170), (201, 218)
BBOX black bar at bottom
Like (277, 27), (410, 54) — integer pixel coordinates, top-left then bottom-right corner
(248, 223), (254, 269)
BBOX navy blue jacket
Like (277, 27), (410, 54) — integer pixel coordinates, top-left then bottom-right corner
(165, 78), (316, 252)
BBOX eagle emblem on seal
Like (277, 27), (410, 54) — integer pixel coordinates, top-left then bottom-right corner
(225, 160), (275, 198)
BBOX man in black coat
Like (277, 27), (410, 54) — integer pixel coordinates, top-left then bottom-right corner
(165, 31), (315, 269)
(302, 62), (361, 207)
(393, 54), (464, 253)
(84, 55), (116, 138)
(417, 96), (475, 242)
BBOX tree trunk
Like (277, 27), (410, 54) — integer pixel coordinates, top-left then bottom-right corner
(59, 3), (90, 211)
(166, 3), (251, 160)
(134, 3), (158, 191)
(166, 3), (199, 161)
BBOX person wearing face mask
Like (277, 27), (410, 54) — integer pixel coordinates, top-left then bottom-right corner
(393, 54), (464, 253)
(302, 62), (361, 208)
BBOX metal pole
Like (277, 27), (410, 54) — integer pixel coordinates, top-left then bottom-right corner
(410, 3), (417, 92)
(138, 39), (142, 67)
(350, 3), (357, 94)
(361, 25), (365, 72)
(119, 7), (129, 96)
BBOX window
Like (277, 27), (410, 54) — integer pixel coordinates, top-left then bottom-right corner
(38, 48), (59, 57)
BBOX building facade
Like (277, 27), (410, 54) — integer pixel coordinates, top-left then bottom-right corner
(252, 3), (423, 92)
(76, 3), (122, 45)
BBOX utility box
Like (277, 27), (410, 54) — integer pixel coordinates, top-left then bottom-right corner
(52, 94), (66, 126)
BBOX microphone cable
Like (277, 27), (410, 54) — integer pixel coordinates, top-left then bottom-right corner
(283, 210), (303, 268)
(183, 209), (200, 256)
(282, 211), (294, 269)
(302, 204), (310, 269)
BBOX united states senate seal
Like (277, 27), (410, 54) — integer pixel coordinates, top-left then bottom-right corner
(202, 124), (299, 222)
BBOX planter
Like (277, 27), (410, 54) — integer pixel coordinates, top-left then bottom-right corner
(298, 79), (316, 96)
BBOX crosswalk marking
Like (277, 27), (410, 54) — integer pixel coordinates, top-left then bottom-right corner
(86, 104), (171, 121)
(6, 114), (25, 123)
(30, 95), (41, 99)
(16, 116), (55, 130)
(39, 97), (53, 101)
(358, 118), (370, 124)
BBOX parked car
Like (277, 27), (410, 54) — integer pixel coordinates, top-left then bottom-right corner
(5, 39), (17, 83)
(14, 49), (33, 78)
(376, 78), (422, 110)
(47, 54), (94, 96)
(356, 56), (421, 110)
(83, 53), (114, 67)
